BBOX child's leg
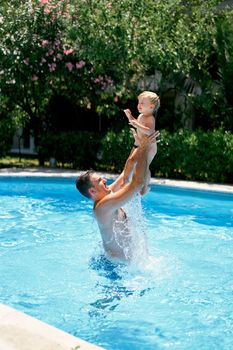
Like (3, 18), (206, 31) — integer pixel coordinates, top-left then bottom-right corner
(140, 168), (151, 195)
(140, 145), (157, 195)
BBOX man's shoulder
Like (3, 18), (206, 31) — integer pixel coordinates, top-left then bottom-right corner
(94, 201), (113, 225)
(94, 194), (113, 214)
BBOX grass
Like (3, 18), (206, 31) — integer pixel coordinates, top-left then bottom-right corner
(0, 155), (40, 168)
(0, 155), (75, 169)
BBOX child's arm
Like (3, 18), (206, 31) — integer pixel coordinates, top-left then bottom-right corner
(123, 109), (154, 135)
(129, 118), (153, 135)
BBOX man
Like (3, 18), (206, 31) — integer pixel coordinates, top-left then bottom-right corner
(76, 131), (159, 262)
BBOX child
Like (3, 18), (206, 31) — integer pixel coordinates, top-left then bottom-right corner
(123, 90), (160, 195)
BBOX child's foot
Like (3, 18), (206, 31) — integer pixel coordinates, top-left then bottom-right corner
(140, 185), (150, 196)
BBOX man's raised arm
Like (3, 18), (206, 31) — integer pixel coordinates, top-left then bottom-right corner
(95, 132), (158, 213)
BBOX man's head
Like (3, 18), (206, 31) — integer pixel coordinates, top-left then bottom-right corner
(76, 171), (111, 200)
(75, 170), (94, 199)
(138, 91), (160, 114)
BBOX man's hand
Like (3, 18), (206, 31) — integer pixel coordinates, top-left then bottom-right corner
(135, 130), (160, 148)
(130, 127), (138, 144)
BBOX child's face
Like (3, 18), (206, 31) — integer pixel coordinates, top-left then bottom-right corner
(137, 96), (155, 115)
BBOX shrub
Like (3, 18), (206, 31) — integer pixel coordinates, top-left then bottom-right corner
(38, 131), (101, 169)
(37, 128), (232, 183)
(0, 116), (15, 159)
(152, 129), (233, 183)
(98, 128), (233, 184)
(98, 128), (133, 173)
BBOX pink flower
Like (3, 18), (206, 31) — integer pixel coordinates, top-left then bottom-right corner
(48, 63), (56, 72)
(131, 59), (138, 65)
(56, 53), (63, 60)
(41, 40), (49, 47)
(94, 76), (103, 83)
(65, 62), (73, 72)
(64, 48), (73, 55)
(55, 39), (61, 46)
(23, 58), (29, 65)
(76, 60), (85, 69)
(44, 7), (50, 14)
(39, 0), (47, 5)
(48, 49), (54, 55)
(31, 75), (39, 81)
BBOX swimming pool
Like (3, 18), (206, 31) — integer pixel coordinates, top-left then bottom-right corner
(0, 176), (233, 350)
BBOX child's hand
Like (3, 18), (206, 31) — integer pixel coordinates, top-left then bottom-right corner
(123, 109), (134, 121)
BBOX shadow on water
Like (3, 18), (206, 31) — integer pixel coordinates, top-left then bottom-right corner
(89, 255), (124, 281)
(88, 255), (153, 317)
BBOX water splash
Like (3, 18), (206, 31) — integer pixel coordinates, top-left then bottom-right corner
(113, 193), (149, 265)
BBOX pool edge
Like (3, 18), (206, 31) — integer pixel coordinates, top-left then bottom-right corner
(0, 167), (232, 193)
(0, 304), (105, 350)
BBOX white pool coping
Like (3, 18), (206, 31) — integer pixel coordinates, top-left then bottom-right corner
(0, 167), (232, 193)
(0, 304), (105, 350)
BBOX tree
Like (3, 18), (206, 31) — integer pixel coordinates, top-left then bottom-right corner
(0, 0), (90, 139)
(0, 0), (232, 141)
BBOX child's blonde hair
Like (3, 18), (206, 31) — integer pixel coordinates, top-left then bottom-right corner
(138, 91), (160, 113)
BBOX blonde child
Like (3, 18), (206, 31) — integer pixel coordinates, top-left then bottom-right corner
(123, 91), (160, 195)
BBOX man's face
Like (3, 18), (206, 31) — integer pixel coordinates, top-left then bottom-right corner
(90, 174), (111, 196)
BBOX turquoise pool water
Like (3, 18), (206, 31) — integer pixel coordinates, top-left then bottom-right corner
(0, 177), (233, 350)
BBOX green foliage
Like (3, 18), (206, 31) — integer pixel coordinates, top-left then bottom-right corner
(98, 128), (133, 172)
(152, 129), (233, 183)
(0, 115), (15, 157)
(38, 131), (100, 169)
(0, 0), (94, 136)
(97, 128), (233, 183)
(14, 127), (233, 184)
(0, 96), (18, 157)
(0, 0), (233, 137)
